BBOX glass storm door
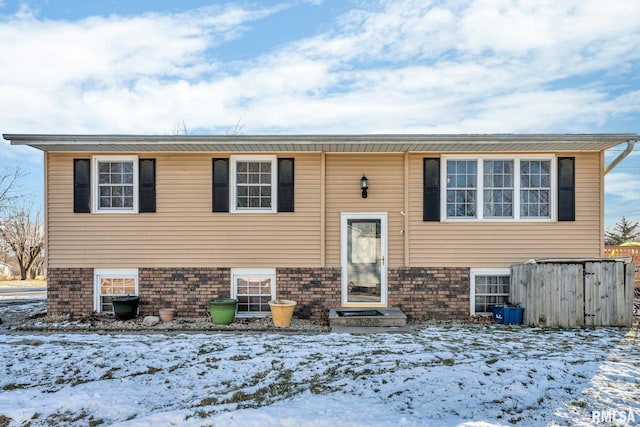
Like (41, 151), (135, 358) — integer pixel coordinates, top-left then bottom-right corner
(341, 213), (387, 306)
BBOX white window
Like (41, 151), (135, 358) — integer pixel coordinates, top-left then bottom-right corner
(470, 268), (510, 315)
(231, 268), (276, 317)
(230, 155), (276, 213)
(93, 156), (138, 213)
(443, 156), (554, 221)
(483, 160), (514, 218)
(94, 268), (139, 313)
(520, 160), (551, 218)
(446, 160), (477, 218)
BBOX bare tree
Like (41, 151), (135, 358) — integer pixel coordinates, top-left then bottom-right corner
(0, 166), (24, 212)
(227, 119), (244, 136)
(173, 120), (189, 135)
(0, 204), (43, 280)
(29, 253), (44, 279)
(0, 166), (25, 272)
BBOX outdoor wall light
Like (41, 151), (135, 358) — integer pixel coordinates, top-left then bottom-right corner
(360, 174), (368, 198)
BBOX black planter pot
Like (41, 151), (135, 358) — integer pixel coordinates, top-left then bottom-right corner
(112, 295), (140, 320)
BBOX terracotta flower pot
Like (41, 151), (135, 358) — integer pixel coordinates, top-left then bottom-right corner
(268, 299), (296, 327)
(159, 308), (177, 322)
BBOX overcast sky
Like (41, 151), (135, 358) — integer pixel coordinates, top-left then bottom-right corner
(0, 0), (638, 229)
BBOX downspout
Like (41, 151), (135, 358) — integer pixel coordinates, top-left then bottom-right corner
(604, 140), (637, 175)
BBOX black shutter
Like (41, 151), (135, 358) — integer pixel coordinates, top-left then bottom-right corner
(423, 158), (440, 221)
(558, 157), (575, 221)
(73, 159), (91, 213)
(139, 159), (156, 213)
(212, 158), (229, 212)
(277, 158), (295, 212)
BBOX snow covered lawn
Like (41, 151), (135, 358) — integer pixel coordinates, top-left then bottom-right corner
(1, 324), (639, 427)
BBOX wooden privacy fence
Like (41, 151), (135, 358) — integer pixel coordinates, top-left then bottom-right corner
(511, 259), (635, 327)
(604, 246), (640, 287)
(604, 246), (640, 264)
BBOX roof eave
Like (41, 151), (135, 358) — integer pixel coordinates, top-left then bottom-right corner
(4, 133), (637, 153)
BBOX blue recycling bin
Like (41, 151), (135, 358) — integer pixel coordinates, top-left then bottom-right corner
(503, 307), (523, 325)
(492, 306), (504, 324)
(492, 306), (524, 325)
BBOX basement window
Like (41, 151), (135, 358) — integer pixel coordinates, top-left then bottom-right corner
(94, 268), (139, 313)
(231, 268), (276, 317)
(470, 268), (510, 315)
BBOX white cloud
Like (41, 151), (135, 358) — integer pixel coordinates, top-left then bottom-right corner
(1, 0), (640, 137)
(605, 172), (640, 203)
(201, 0), (640, 134)
(0, 4), (286, 87)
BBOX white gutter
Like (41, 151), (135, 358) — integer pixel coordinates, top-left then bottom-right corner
(604, 140), (637, 175)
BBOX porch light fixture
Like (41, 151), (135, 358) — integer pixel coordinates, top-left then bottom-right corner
(360, 174), (368, 198)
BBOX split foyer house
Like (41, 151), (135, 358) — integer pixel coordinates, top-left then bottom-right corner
(5, 133), (637, 322)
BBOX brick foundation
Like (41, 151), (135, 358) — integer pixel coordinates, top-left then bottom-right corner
(276, 267), (341, 322)
(138, 267), (230, 317)
(276, 266), (470, 323)
(46, 266), (470, 322)
(47, 268), (94, 315)
(388, 267), (470, 321)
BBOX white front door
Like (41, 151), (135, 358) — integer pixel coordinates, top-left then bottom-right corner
(341, 213), (387, 306)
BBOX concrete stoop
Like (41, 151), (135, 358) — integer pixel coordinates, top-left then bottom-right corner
(329, 307), (409, 333)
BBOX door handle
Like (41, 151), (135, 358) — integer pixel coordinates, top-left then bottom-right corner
(381, 256), (385, 266)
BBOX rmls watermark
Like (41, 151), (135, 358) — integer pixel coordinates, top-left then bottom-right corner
(592, 410), (637, 424)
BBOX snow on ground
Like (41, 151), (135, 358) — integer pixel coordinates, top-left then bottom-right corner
(0, 303), (639, 427)
(0, 298), (46, 324)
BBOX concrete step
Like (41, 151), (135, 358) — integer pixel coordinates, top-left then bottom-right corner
(328, 307), (407, 330)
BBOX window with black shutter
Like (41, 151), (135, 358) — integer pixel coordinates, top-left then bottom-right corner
(75, 156), (156, 214)
(214, 156), (294, 214)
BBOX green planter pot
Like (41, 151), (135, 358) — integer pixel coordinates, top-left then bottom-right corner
(112, 295), (140, 321)
(208, 298), (238, 325)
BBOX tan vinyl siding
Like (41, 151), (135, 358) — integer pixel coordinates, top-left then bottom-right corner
(324, 154), (405, 266)
(47, 150), (604, 270)
(408, 152), (603, 268)
(47, 153), (321, 268)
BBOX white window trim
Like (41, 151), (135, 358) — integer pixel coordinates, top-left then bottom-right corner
(231, 268), (276, 318)
(470, 268), (510, 315)
(441, 154), (556, 222)
(93, 268), (139, 313)
(230, 155), (277, 213)
(92, 155), (139, 214)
